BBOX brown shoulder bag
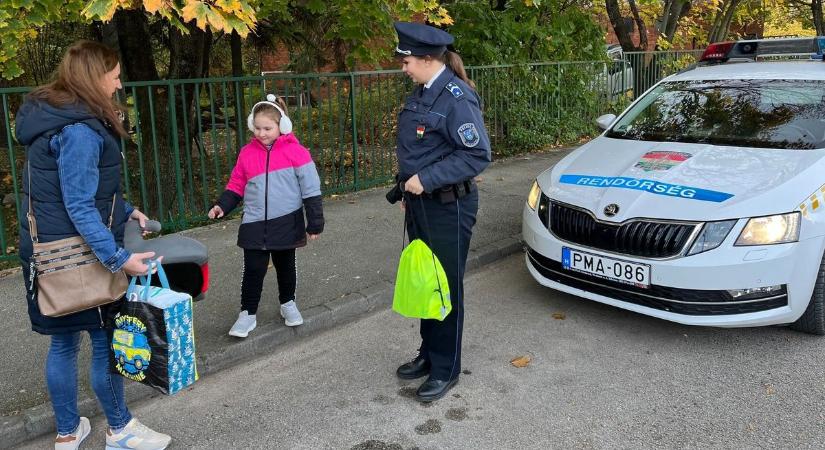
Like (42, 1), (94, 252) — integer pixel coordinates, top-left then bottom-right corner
(27, 162), (128, 317)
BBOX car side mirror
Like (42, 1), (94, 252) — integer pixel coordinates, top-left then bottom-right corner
(596, 114), (617, 131)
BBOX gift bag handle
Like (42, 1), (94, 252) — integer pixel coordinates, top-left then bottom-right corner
(127, 259), (170, 302)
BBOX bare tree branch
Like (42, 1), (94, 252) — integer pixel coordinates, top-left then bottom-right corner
(628, 0), (648, 50)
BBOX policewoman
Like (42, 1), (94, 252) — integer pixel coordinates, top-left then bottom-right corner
(391, 22), (491, 402)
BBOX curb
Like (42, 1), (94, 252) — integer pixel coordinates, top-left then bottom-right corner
(0, 234), (524, 449)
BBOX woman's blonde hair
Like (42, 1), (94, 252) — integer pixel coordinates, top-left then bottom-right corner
(28, 40), (127, 137)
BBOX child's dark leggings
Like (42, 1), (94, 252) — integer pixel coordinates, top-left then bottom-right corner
(241, 248), (296, 315)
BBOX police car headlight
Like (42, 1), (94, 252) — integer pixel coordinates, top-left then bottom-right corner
(735, 212), (800, 246)
(527, 180), (541, 210)
(686, 219), (737, 256)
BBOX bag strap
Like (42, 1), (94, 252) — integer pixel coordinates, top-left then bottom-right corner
(128, 260), (170, 303)
(27, 161), (118, 244)
(416, 196), (446, 307)
(26, 162), (38, 243)
(401, 191), (446, 308)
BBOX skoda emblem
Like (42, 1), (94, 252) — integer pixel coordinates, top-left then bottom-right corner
(603, 203), (620, 217)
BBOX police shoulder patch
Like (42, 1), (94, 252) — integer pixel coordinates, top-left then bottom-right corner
(445, 82), (464, 98)
(457, 123), (480, 147)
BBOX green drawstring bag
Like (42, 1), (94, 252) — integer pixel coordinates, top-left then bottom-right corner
(393, 239), (452, 321)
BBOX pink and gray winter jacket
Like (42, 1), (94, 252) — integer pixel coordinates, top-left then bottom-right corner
(216, 133), (324, 250)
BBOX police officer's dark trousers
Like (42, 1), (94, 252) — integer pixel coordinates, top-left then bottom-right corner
(405, 189), (479, 381)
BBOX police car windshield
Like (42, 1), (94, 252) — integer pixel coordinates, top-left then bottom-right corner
(607, 79), (825, 149)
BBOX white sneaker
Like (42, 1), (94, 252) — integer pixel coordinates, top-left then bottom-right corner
(228, 310), (257, 337)
(55, 416), (90, 450)
(105, 418), (171, 450)
(280, 300), (304, 326)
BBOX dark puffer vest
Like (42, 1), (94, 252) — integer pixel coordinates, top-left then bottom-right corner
(16, 99), (128, 335)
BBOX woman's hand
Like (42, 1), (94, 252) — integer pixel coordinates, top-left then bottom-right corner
(399, 199), (406, 212)
(208, 205), (224, 219)
(122, 252), (163, 276)
(404, 174), (424, 195)
(308, 233), (320, 241)
(129, 208), (152, 236)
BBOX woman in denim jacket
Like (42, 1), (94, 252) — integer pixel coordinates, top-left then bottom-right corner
(15, 41), (171, 450)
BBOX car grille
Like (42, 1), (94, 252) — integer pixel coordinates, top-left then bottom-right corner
(526, 248), (788, 316)
(548, 201), (698, 258)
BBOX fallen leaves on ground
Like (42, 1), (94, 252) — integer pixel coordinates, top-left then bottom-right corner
(552, 312), (566, 320)
(510, 355), (531, 368)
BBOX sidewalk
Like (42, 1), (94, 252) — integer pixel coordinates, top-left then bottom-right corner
(0, 150), (569, 447)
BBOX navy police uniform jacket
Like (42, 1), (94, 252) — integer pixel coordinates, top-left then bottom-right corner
(396, 67), (491, 190)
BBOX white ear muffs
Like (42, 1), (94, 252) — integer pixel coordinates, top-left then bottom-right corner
(247, 94), (293, 134)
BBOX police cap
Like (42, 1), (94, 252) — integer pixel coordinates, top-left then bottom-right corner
(394, 22), (454, 57)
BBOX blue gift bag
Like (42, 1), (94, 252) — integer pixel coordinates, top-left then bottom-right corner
(111, 261), (198, 395)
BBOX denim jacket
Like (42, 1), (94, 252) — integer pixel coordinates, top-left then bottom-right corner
(51, 123), (133, 272)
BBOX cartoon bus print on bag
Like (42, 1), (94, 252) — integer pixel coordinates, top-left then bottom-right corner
(113, 315), (151, 381)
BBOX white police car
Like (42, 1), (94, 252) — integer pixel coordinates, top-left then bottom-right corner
(523, 37), (825, 334)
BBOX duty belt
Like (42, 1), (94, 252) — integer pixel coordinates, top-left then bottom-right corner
(423, 180), (476, 203)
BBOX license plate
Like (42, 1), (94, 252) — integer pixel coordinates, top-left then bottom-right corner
(561, 247), (650, 288)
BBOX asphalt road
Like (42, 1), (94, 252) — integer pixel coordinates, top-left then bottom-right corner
(18, 254), (825, 449)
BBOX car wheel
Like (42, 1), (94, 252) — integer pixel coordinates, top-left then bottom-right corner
(135, 358), (143, 370)
(119, 355), (126, 366)
(791, 253), (825, 335)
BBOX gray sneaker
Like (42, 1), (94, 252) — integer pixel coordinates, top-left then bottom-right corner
(105, 418), (171, 450)
(228, 311), (256, 337)
(280, 300), (304, 326)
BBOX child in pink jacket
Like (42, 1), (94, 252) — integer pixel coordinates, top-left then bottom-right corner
(208, 94), (324, 338)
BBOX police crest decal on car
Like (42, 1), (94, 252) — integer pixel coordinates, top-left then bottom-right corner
(634, 151), (692, 172)
(458, 123), (480, 147)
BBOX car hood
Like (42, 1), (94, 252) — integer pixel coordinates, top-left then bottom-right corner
(541, 137), (825, 222)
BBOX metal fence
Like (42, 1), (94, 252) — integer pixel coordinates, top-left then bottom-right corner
(0, 51), (703, 261)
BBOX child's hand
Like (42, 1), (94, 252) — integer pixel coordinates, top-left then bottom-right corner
(208, 205), (224, 219)
(308, 233), (320, 241)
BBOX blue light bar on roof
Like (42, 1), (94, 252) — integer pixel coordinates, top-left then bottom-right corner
(723, 37), (824, 60)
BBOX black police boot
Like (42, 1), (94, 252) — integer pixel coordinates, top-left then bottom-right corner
(415, 376), (459, 402)
(396, 355), (430, 380)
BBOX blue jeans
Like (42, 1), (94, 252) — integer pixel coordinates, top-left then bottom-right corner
(46, 328), (132, 434)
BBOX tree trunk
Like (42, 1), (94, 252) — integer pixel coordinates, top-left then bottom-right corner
(708, 0), (740, 43)
(606, 0), (656, 95)
(99, 21), (120, 56)
(717, 0), (740, 41)
(628, 0), (648, 51)
(332, 38), (348, 72)
(606, 0), (642, 51)
(813, 0), (824, 35)
(658, 0), (692, 43)
(114, 10), (159, 82)
(231, 31), (244, 77)
(707, 2), (726, 43)
(113, 10), (180, 221)
(168, 22), (215, 222)
(169, 23), (210, 80)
